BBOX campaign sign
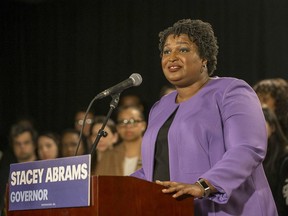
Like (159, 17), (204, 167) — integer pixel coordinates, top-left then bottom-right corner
(9, 154), (91, 211)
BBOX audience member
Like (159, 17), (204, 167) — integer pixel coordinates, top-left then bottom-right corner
(60, 129), (88, 157)
(14, 115), (35, 129)
(74, 108), (95, 138)
(9, 124), (38, 163)
(279, 157), (288, 216)
(253, 78), (288, 136)
(0, 124), (38, 215)
(159, 83), (176, 98)
(118, 92), (144, 111)
(262, 106), (288, 215)
(0, 148), (14, 216)
(96, 106), (146, 176)
(89, 116), (119, 174)
(89, 116), (118, 155)
(37, 132), (60, 160)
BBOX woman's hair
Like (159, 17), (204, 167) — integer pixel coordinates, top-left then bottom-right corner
(254, 78), (288, 135)
(262, 106), (288, 174)
(158, 19), (219, 75)
(90, 116), (117, 135)
(115, 105), (145, 122)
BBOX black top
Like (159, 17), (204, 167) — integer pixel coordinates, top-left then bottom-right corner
(152, 110), (177, 181)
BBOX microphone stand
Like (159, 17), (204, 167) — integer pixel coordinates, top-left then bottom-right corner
(90, 93), (120, 162)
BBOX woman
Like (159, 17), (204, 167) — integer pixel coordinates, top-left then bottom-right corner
(131, 19), (278, 215)
(60, 129), (88, 157)
(89, 116), (118, 158)
(37, 132), (60, 160)
(96, 106), (146, 176)
(262, 106), (288, 215)
(253, 78), (288, 137)
(89, 116), (119, 174)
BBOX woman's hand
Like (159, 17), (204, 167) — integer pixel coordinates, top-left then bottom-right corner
(155, 180), (204, 198)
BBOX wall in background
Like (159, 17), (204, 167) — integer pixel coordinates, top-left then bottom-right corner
(1, 0), (288, 149)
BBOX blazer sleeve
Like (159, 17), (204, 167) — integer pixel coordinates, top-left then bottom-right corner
(201, 79), (268, 203)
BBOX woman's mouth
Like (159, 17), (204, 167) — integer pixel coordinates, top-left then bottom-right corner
(168, 65), (181, 72)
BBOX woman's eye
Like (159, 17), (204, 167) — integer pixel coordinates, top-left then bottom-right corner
(179, 48), (189, 53)
(163, 49), (171, 55)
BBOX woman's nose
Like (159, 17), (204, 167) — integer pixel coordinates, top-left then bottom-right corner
(168, 51), (178, 62)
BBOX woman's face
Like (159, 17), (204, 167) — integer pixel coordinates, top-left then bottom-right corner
(61, 133), (85, 157)
(116, 108), (146, 142)
(89, 123), (118, 152)
(161, 34), (206, 88)
(37, 136), (59, 160)
(257, 93), (276, 112)
(74, 111), (94, 137)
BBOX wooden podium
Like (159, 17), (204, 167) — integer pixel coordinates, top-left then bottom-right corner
(6, 176), (194, 216)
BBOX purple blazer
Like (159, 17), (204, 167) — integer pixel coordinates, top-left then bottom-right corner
(132, 77), (278, 215)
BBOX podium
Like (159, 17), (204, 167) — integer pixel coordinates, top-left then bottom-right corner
(7, 176), (194, 216)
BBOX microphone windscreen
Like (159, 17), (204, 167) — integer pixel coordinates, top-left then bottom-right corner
(130, 73), (142, 86)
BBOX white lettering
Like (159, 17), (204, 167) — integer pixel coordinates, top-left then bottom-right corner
(65, 166), (72, 180)
(52, 167), (58, 182)
(38, 169), (43, 184)
(26, 170), (33, 185)
(19, 171), (26, 185)
(44, 163), (89, 183)
(10, 172), (16, 186)
(81, 163), (88, 179)
(10, 169), (44, 186)
(72, 164), (81, 180)
(45, 168), (52, 183)
(10, 189), (48, 203)
(58, 166), (66, 181)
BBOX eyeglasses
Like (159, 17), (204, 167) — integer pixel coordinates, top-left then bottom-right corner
(75, 118), (93, 126)
(117, 119), (144, 127)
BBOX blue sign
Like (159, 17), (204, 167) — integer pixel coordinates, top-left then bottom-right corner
(9, 154), (91, 211)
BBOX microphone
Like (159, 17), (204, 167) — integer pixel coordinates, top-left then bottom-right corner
(96, 73), (142, 99)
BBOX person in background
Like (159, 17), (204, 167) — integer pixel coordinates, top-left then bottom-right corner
(89, 116), (119, 174)
(159, 83), (176, 98)
(14, 116), (35, 129)
(96, 106), (146, 176)
(74, 108), (95, 138)
(253, 78), (288, 137)
(0, 124), (38, 215)
(117, 92), (148, 121)
(9, 124), (38, 163)
(131, 19), (278, 215)
(262, 106), (288, 215)
(60, 129), (88, 157)
(118, 92), (145, 112)
(279, 157), (288, 216)
(37, 131), (60, 160)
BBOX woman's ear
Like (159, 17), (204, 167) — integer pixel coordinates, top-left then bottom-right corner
(202, 59), (208, 66)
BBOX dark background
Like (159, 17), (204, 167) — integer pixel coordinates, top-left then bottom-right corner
(1, 0), (288, 151)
